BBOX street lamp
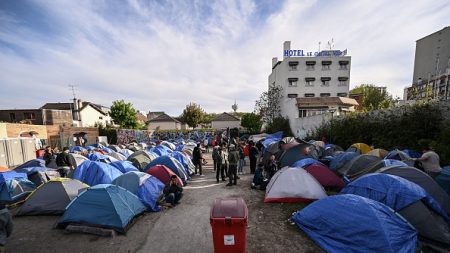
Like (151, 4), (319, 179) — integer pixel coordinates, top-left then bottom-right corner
(328, 109), (336, 144)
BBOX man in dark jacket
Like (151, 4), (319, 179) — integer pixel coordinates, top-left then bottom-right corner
(163, 175), (183, 207)
(227, 145), (240, 186)
(249, 141), (259, 174)
(216, 147), (225, 183)
(192, 143), (203, 176)
(43, 146), (54, 166)
(55, 147), (73, 177)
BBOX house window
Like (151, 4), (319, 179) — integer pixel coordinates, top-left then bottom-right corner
(322, 61), (331, 70)
(288, 78), (298, 87)
(305, 93), (315, 97)
(320, 93), (331, 97)
(299, 109), (307, 118)
(9, 113), (15, 122)
(337, 92), (348, 97)
(99, 116), (103, 120)
(306, 61), (316, 71)
(287, 94), (298, 98)
(321, 77), (331, 86)
(288, 61), (298, 71)
(305, 77), (315, 87)
(24, 112), (35, 120)
(338, 77), (348, 86)
(339, 61), (349, 70)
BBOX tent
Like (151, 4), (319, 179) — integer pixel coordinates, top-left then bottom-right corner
(150, 145), (173, 157)
(329, 152), (359, 171)
(365, 159), (408, 175)
(337, 155), (382, 178)
(402, 149), (422, 159)
(324, 144), (344, 156)
(15, 159), (45, 170)
(292, 158), (323, 168)
(0, 171), (35, 202)
(14, 166), (59, 186)
(108, 145), (121, 152)
(0, 167), (10, 172)
(127, 150), (157, 171)
(86, 153), (117, 163)
(145, 156), (188, 184)
(160, 141), (176, 151)
(170, 151), (195, 176)
(16, 178), (88, 216)
(378, 166), (450, 216)
(120, 149), (134, 158)
(264, 167), (327, 203)
(304, 163), (345, 188)
(342, 173), (450, 246)
(145, 165), (183, 186)
(57, 184), (146, 233)
(279, 143), (315, 168)
(347, 143), (372, 154)
(435, 166), (450, 197)
(291, 194), (417, 253)
(101, 147), (113, 154)
(110, 161), (139, 174)
(385, 150), (414, 166)
(367, 148), (389, 158)
(69, 153), (89, 168)
(69, 146), (86, 153)
(112, 172), (165, 211)
(109, 151), (127, 161)
(73, 160), (123, 186)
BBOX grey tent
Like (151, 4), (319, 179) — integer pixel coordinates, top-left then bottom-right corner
(337, 154), (382, 179)
(110, 151), (127, 161)
(279, 143), (315, 168)
(16, 178), (88, 216)
(69, 153), (89, 168)
(108, 145), (121, 152)
(127, 150), (157, 171)
(378, 166), (450, 216)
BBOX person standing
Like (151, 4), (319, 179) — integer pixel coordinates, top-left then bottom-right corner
(55, 147), (74, 177)
(43, 146), (54, 167)
(204, 138), (209, 153)
(216, 147), (225, 183)
(416, 147), (442, 178)
(221, 144), (229, 178)
(249, 141), (259, 174)
(163, 175), (183, 207)
(192, 143), (203, 176)
(238, 143), (245, 175)
(212, 146), (219, 172)
(227, 145), (239, 186)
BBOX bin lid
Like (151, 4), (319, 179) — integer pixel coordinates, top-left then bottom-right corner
(211, 198), (247, 219)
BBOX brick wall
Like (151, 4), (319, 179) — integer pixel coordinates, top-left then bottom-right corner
(0, 123), (48, 139)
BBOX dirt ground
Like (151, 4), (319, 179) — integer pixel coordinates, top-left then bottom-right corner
(7, 154), (322, 253)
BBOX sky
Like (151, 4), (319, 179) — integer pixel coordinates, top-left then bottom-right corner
(1, 0), (449, 116)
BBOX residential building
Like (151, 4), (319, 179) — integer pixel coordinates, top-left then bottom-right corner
(211, 112), (241, 130)
(148, 113), (182, 130)
(0, 108), (73, 126)
(405, 26), (450, 101)
(147, 111), (165, 121)
(269, 41), (356, 137)
(136, 112), (148, 125)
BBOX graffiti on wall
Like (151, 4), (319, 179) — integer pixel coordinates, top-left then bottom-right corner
(116, 129), (153, 145)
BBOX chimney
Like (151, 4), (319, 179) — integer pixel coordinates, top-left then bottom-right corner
(73, 98), (79, 121)
(272, 57), (278, 68)
(77, 99), (83, 122)
(283, 41), (291, 59)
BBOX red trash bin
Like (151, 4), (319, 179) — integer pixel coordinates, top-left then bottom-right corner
(210, 198), (248, 253)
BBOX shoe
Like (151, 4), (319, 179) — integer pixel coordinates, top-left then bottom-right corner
(199, 174), (205, 177)
(233, 183), (237, 185)
(226, 183), (233, 186)
(222, 179), (226, 181)
(236, 176), (240, 179)
(216, 180), (219, 183)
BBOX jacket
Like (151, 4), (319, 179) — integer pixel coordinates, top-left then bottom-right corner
(163, 183), (183, 195)
(0, 208), (13, 246)
(228, 150), (239, 166)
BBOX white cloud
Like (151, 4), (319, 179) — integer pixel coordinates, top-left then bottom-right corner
(0, 0), (449, 115)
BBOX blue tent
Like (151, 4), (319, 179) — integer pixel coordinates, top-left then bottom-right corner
(292, 158), (324, 168)
(0, 171), (36, 202)
(291, 194), (417, 253)
(86, 153), (116, 163)
(120, 149), (134, 158)
(85, 146), (96, 151)
(262, 131), (283, 149)
(382, 159), (408, 167)
(102, 147), (113, 154)
(70, 146), (86, 153)
(15, 159), (45, 170)
(73, 161), (123, 186)
(150, 145), (173, 157)
(329, 152), (358, 171)
(110, 161), (139, 173)
(170, 151), (195, 175)
(14, 166), (48, 175)
(341, 173), (449, 222)
(436, 166), (450, 197)
(402, 149), (422, 159)
(144, 156), (188, 184)
(112, 172), (165, 211)
(57, 184), (146, 233)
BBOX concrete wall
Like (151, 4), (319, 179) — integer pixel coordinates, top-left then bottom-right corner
(211, 121), (241, 130)
(79, 106), (111, 127)
(148, 121), (180, 130)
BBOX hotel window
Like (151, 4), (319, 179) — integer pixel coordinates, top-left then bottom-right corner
(322, 61), (331, 70)
(320, 93), (331, 97)
(24, 112), (35, 120)
(9, 113), (15, 122)
(287, 94), (298, 98)
(299, 109), (307, 118)
(338, 77), (348, 86)
(321, 77), (331, 86)
(339, 60), (349, 70)
(288, 61), (298, 71)
(337, 92), (348, 97)
(288, 78), (298, 87)
(306, 61), (316, 71)
(305, 77), (315, 87)
(304, 93), (315, 97)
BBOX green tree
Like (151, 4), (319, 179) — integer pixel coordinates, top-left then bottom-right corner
(350, 84), (395, 111)
(202, 113), (217, 124)
(266, 117), (293, 136)
(181, 103), (205, 128)
(241, 113), (262, 133)
(255, 84), (283, 124)
(109, 100), (139, 129)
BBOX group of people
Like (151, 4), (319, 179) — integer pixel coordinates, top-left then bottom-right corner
(43, 146), (74, 177)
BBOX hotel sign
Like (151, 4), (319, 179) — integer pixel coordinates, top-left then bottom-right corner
(284, 49), (347, 57)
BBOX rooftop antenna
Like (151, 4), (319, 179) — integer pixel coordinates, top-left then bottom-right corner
(68, 84), (77, 100)
(232, 99), (238, 113)
(318, 41), (321, 52)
